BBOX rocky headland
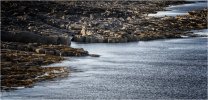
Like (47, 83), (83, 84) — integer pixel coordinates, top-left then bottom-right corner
(1, 1), (207, 90)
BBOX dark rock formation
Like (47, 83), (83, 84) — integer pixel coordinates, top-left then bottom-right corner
(1, 41), (90, 90)
(1, 1), (72, 45)
(1, 49), (68, 90)
(1, 41), (89, 57)
(2, 1), (202, 44)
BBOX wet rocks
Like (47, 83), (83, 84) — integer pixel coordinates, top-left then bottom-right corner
(188, 9), (207, 17)
(35, 48), (46, 54)
(1, 65), (69, 90)
(0, 41), (92, 90)
(35, 45), (89, 56)
(1, 49), (69, 90)
(1, 41), (89, 57)
(89, 54), (100, 57)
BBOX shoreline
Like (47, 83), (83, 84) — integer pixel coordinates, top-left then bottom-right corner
(1, 42), (89, 90)
(1, 41), (100, 90)
(72, 8), (207, 43)
(2, 1), (206, 44)
(1, 1), (207, 90)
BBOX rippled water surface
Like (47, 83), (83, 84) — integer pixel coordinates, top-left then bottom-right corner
(1, 2), (208, 100)
(2, 36), (207, 99)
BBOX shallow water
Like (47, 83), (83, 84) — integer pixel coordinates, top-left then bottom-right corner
(148, 2), (207, 17)
(192, 29), (208, 36)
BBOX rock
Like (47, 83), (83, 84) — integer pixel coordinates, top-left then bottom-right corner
(97, 37), (105, 43)
(45, 50), (55, 55)
(80, 26), (87, 35)
(107, 38), (115, 43)
(89, 54), (100, 57)
(1, 49), (68, 89)
(35, 48), (46, 54)
(1, 31), (71, 45)
(2, 1), (207, 44)
(73, 35), (85, 42)
(71, 24), (82, 30)
(56, 35), (71, 46)
(33, 58), (44, 65)
(54, 50), (61, 56)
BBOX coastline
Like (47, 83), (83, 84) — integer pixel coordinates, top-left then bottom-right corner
(2, 1), (206, 44)
(1, 42), (89, 90)
(1, 1), (207, 90)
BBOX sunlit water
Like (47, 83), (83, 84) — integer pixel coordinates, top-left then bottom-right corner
(1, 2), (208, 100)
(148, 2), (207, 17)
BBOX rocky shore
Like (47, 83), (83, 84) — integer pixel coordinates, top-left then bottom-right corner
(71, 3), (207, 42)
(1, 41), (89, 90)
(2, 1), (205, 44)
(1, 1), (207, 90)
(1, 49), (67, 90)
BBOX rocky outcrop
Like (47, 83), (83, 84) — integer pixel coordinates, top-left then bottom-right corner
(70, 4), (207, 43)
(1, 31), (71, 45)
(1, 2), (72, 45)
(73, 31), (140, 43)
(2, 1), (202, 44)
(1, 41), (89, 57)
(1, 49), (68, 90)
(35, 45), (89, 56)
(1, 41), (91, 90)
